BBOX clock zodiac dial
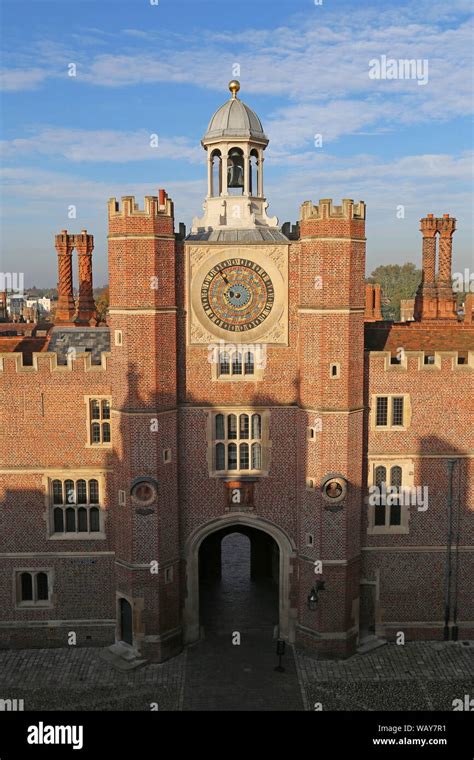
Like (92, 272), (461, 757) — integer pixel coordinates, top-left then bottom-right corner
(200, 258), (274, 332)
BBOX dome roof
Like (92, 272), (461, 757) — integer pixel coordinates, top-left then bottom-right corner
(203, 85), (268, 144)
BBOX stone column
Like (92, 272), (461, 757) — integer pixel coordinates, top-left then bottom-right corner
(74, 230), (97, 325)
(207, 153), (213, 197)
(54, 230), (75, 323)
(243, 146), (250, 196)
(257, 151), (264, 197)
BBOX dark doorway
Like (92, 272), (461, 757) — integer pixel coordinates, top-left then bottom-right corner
(119, 598), (133, 645)
(199, 527), (279, 636)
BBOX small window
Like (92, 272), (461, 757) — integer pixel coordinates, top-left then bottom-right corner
(216, 443), (225, 471)
(89, 479), (99, 504)
(228, 442), (238, 470)
(88, 398), (112, 445)
(392, 397), (404, 427)
(17, 571), (51, 606)
(219, 351), (230, 375)
(215, 414), (225, 439)
(390, 354), (401, 365)
(376, 397), (388, 427)
(251, 414), (261, 439)
(305, 533), (314, 547)
(306, 478), (315, 490)
(239, 442), (249, 470)
(228, 414), (237, 440)
(163, 448), (172, 464)
(165, 566), (173, 584)
(457, 353), (468, 365)
(114, 330), (123, 347)
(77, 479), (87, 504)
(424, 354), (435, 365)
(244, 352), (254, 375)
(330, 362), (340, 378)
(251, 442), (261, 470)
(20, 572), (33, 601)
(118, 490), (126, 506)
(52, 480), (63, 505)
(232, 352), (242, 375)
(90, 507), (100, 532)
(239, 414), (249, 440)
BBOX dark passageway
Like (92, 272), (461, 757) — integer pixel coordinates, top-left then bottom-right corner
(199, 528), (279, 636)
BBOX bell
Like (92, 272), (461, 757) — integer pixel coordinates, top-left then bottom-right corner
(227, 151), (244, 188)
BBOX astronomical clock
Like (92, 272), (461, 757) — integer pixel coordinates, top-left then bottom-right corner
(187, 245), (289, 345)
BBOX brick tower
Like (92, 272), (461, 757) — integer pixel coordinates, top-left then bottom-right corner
(296, 198), (366, 656)
(107, 191), (181, 661)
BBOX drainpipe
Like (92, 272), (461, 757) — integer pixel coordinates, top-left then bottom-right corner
(451, 462), (462, 641)
(443, 459), (458, 641)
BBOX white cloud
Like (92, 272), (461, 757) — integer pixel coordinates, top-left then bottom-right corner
(0, 68), (49, 92)
(0, 128), (202, 164)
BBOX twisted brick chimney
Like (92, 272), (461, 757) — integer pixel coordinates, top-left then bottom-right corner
(54, 230), (76, 323)
(414, 214), (457, 321)
(54, 229), (97, 325)
(75, 230), (97, 325)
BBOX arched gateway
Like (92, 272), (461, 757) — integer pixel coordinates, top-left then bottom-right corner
(183, 515), (297, 644)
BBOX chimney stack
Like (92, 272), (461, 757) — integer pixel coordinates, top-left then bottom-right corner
(414, 214), (438, 320)
(436, 214), (457, 320)
(54, 230), (76, 323)
(365, 283), (383, 322)
(75, 230), (97, 325)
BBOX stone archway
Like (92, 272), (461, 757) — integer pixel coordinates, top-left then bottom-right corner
(183, 514), (296, 644)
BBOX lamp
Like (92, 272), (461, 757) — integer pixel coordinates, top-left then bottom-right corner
(307, 580), (325, 610)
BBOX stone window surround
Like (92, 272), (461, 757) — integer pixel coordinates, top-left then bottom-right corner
(42, 472), (107, 541)
(367, 458), (414, 535)
(84, 395), (112, 448)
(13, 568), (54, 609)
(207, 408), (271, 477)
(370, 393), (412, 431)
(211, 345), (264, 382)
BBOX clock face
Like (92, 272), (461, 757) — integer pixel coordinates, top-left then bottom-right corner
(200, 258), (274, 332)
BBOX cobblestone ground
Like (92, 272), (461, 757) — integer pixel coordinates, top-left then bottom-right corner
(1, 534), (472, 711)
(0, 647), (187, 711)
(0, 640), (473, 712)
(295, 641), (474, 711)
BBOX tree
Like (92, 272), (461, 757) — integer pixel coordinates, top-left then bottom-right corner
(95, 286), (109, 323)
(367, 263), (421, 321)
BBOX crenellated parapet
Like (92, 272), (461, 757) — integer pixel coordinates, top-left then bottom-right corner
(0, 350), (110, 374)
(108, 189), (173, 219)
(300, 198), (366, 222)
(108, 189), (175, 237)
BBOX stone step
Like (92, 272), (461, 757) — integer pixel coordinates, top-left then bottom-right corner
(357, 636), (388, 655)
(99, 642), (148, 671)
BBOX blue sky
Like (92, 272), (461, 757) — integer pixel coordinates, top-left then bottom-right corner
(0, 0), (473, 286)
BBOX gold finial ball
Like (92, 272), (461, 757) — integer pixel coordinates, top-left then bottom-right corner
(229, 80), (240, 98)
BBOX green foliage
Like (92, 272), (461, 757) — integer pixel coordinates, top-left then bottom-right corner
(367, 263), (422, 321)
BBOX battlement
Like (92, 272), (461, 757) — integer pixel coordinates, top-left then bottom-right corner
(300, 198), (366, 222)
(368, 350), (474, 372)
(108, 189), (173, 219)
(0, 350), (110, 374)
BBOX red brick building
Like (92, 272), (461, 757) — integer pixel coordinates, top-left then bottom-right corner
(1, 83), (472, 660)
